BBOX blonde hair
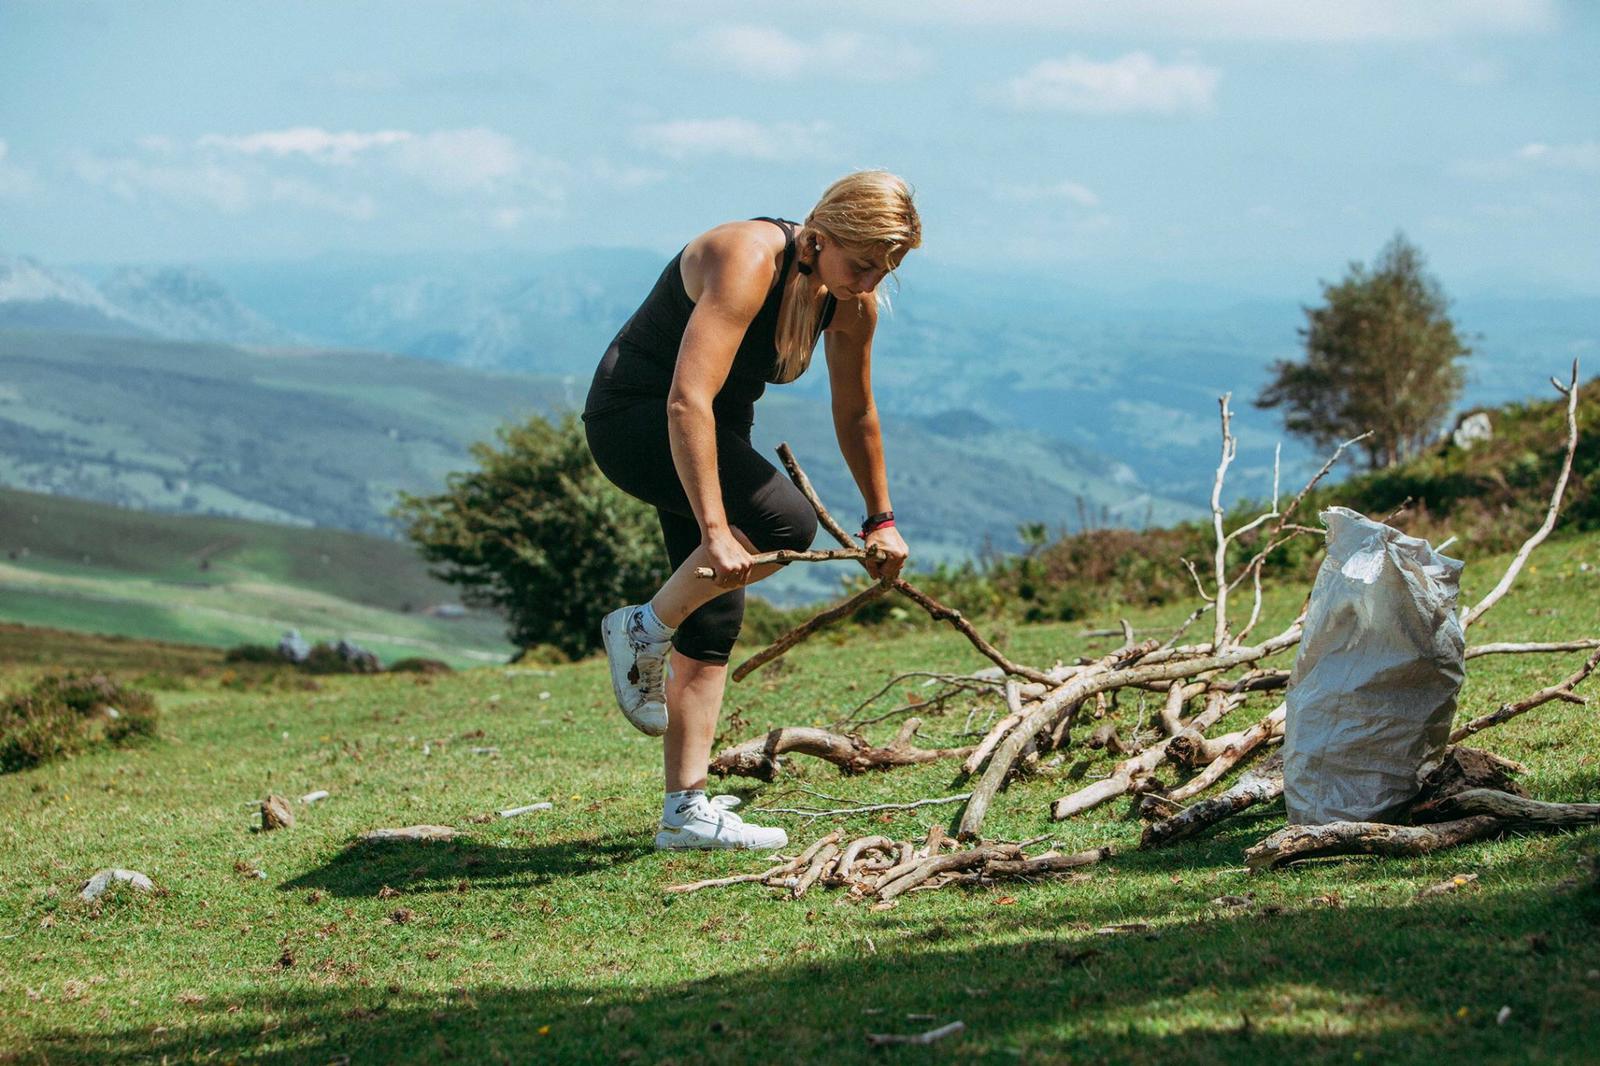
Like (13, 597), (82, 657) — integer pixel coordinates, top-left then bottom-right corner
(772, 169), (922, 384)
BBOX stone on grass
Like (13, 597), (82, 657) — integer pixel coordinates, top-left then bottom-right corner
(80, 868), (154, 901)
(360, 825), (457, 842)
(261, 794), (295, 831)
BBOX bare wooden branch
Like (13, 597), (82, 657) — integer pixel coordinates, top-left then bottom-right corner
(1140, 755), (1284, 849)
(1165, 701), (1285, 791)
(1050, 693), (1247, 822)
(732, 577), (893, 682)
(693, 546), (882, 578)
(1426, 788), (1600, 826)
(878, 843), (1021, 902)
(753, 793), (972, 820)
(1244, 816), (1503, 869)
(711, 717), (973, 781)
(793, 842), (840, 898)
(957, 623), (1301, 839)
(1466, 639), (1600, 659)
(664, 864), (795, 894)
(1463, 360), (1581, 629)
(1210, 394), (1240, 649)
(776, 442), (1054, 686)
(1450, 646), (1600, 741)
(866, 1021), (966, 1047)
(835, 836), (895, 881)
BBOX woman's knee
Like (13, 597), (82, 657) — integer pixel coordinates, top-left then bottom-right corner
(673, 589), (744, 665)
(742, 480), (818, 554)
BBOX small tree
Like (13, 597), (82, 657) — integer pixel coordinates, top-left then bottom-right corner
(1257, 232), (1470, 469)
(394, 413), (667, 659)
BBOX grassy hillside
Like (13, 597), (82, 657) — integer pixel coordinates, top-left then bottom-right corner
(1, 532), (1596, 1063)
(0, 327), (1201, 609)
(0, 485), (512, 666)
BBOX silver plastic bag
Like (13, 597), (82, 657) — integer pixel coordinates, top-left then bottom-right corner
(1282, 507), (1466, 825)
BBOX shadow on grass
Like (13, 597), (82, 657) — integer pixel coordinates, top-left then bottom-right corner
(21, 857), (1600, 1062)
(281, 832), (656, 897)
(37, 839), (1600, 1066)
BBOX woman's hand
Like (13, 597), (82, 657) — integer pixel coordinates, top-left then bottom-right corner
(862, 525), (909, 582)
(703, 529), (755, 589)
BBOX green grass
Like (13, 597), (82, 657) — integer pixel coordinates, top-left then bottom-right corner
(0, 485), (513, 668)
(1, 535), (1598, 1064)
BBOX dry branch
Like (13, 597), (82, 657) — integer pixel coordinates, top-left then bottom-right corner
(1244, 816), (1504, 869)
(693, 546), (883, 578)
(1462, 360), (1581, 629)
(731, 578), (894, 682)
(1141, 755), (1284, 849)
(753, 793), (972, 820)
(663, 833), (1110, 902)
(1450, 646), (1600, 741)
(710, 717), (972, 781)
(763, 443), (1054, 685)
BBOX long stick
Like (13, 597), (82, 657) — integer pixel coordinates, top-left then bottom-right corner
(753, 793), (973, 820)
(774, 442), (1053, 685)
(1462, 360), (1581, 629)
(1450, 646), (1600, 741)
(730, 578), (893, 682)
(958, 624), (1300, 838)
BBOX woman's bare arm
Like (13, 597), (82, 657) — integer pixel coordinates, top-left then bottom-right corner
(667, 230), (775, 579)
(824, 296), (908, 580)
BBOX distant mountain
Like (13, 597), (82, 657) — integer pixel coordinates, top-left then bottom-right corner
(99, 265), (302, 346)
(0, 329), (1196, 605)
(208, 246), (663, 373)
(0, 256), (154, 336)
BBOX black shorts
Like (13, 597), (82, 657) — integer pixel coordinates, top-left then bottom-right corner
(584, 398), (817, 664)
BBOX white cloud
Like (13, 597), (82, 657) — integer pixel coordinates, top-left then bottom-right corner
(1453, 140), (1600, 180)
(198, 126), (412, 164)
(390, 128), (523, 192)
(73, 126), (565, 225)
(1517, 141), (1600, 174)
(75, 154), (254, 213)
(591, 159), (668, 190)
(903, 0), (1555, 41)
(0, 139), (39, 199)
(681, 25), (927, 81)
(998, 179), (1101, 208)
(635, 118), (831, 160)
(1002, 52), (1219, 116)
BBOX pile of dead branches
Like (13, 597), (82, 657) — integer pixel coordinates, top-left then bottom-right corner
(665, 824), (1110, 903)
(701, 363), (1597, 887)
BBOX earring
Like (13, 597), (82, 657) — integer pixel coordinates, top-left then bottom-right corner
(797, 238), (819, 276)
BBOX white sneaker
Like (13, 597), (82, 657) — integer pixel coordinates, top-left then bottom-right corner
(654, 795), (788, 851)
(600, 605), (669, 737)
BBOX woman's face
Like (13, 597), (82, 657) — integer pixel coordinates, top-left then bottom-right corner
(816, 237), (899, 299)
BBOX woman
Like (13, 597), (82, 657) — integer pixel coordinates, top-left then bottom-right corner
(583, 170), (921, 851)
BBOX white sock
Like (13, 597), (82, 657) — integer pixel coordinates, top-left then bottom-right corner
(631, 602), (676, 646)
(663, 788), (705, 826)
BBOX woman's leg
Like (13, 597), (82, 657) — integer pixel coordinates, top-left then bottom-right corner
(662, 649), (726, 793)
(647, 527), (783, 627)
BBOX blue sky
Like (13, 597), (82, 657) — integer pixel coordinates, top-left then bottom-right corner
(1, 0), (1596, 295)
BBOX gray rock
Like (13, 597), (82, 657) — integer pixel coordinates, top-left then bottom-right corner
(360, 825), (457, 842)
(278, 629), (310, 663)
(80, 868), (154, 901)
(1452, 411), (1493, 450)
(261, 794), (295, 831)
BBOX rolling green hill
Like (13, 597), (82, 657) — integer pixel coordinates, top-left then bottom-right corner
(0, 485), (512, 665)
(0, 328), (1201, 609)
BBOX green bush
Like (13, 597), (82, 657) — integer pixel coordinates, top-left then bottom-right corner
(395, 412), (668, 660)
(301, 643), (381, 675)
(387, 657), (453, 675)
(223, 643), (284, 664)
(0, 672), (158, 773)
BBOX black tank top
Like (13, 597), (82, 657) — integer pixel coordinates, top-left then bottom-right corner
(582, 218), (837, 431)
